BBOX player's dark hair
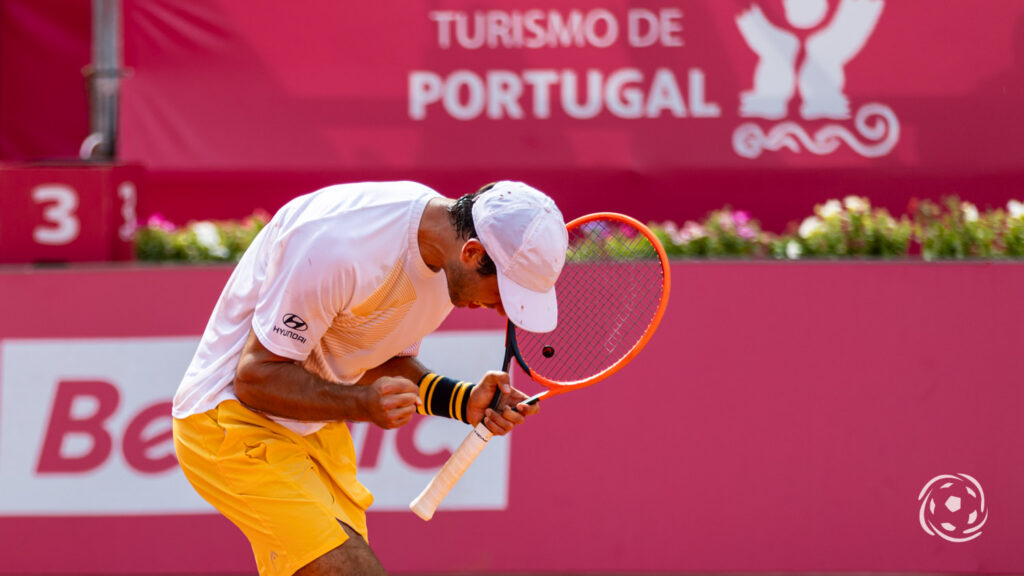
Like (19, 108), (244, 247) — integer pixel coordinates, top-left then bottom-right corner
(448, 183), (497, 277)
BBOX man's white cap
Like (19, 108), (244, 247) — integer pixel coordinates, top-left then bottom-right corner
(472, 181), (568, 333)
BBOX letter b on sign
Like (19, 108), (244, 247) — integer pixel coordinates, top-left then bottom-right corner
(36, 380), (175, 474)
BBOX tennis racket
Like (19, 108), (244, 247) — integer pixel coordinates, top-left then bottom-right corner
(410, 212), (671, 521)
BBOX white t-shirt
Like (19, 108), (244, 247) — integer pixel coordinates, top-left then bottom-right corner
(172, 181), (454, 435)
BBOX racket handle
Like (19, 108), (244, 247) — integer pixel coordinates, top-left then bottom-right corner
(410, 422), (493, 521)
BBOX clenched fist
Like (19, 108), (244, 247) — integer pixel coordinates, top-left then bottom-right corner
(361, 376), (421, 429)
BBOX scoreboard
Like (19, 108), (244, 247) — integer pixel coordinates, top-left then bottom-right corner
(0, 164), (140, 264)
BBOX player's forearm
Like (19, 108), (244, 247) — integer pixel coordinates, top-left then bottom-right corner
(233, 328), (374, 422)
(234, 358), (372, 422)
(356, 356), (429, 386)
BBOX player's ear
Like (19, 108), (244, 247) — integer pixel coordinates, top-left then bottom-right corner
(461, 238), (486, 266)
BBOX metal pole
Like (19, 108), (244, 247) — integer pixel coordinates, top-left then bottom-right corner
(81, 0), (122, 160)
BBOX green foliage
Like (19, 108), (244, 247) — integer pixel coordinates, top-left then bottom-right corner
(132, 198), (1024, 263)
(773, 196), (913, 260)
(913, 198), (1024, 260)
(567, 220), (659, 262)
(653, 208), (773, 259)
(648, 197), (1024, 261)
(1006, 201), (1024, 257)
(134, 212), (268, 263)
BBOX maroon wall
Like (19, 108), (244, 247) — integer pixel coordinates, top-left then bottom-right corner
(0, 0), (90, 161)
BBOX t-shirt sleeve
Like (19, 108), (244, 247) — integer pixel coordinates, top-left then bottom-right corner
(397, 340), (421, 357)
(251, 224), (349, 360)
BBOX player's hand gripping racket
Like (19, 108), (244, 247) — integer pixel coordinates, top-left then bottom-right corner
(410, 212), (671, 520)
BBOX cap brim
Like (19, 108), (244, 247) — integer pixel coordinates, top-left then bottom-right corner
(496, 270), (558, 333)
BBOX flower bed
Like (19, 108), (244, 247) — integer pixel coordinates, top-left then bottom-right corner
(134, 212), (269, 262)
(654, 197), (1024, 260)
(134, 197), (1024, 262)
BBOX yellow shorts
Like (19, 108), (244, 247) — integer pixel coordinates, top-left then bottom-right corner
(172, 400), (374, 576)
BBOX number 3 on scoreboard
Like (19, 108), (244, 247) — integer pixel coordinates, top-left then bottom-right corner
(32, 184), (81, 246)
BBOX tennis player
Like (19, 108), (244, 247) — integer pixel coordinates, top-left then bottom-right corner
(171, 180), (568, 575)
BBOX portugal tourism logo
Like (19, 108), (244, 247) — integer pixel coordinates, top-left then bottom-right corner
(732, 0), (899, 159)
(918, 474), (988, 543)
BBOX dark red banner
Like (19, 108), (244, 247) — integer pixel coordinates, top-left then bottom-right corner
(120, 0), (1024, 172)
(0, 0), (90, 161)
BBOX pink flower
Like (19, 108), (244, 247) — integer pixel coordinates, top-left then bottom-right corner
(682, 221), (706, 241)
(145, 213), (176, 232)
(244, 210), (271, 228)
(581, 220), (613, 240)
(732, 211), (752, 226)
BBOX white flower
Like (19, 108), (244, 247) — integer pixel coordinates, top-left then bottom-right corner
(819, 199), (843, 219)
(961, 202), (979, 223)
(192, 221), (230, 258)
(661, 222), (682, 244)
(799, 216), (823, 238)
(1008, 200), (1024, 220)
(843, 196), (869, 213)
(785, 240), (803, 259)
(682, 221), (706, 240)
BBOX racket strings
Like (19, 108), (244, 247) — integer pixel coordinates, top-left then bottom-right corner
(535, 263), (661, 379)
(516, 218), (666, 384)
(528, 276), (661, 379)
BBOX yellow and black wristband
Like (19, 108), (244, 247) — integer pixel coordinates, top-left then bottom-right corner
(416, 373), (475, 424)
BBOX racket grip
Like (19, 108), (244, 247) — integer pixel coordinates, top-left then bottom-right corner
(410, 422), (494, 521)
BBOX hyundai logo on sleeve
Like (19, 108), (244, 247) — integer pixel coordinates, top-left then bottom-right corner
(282, 314), (308, 331)
(272, 314), (309, 344)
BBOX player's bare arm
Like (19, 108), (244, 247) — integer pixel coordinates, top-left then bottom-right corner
(234, 329), (420, 428)
(235, 336), (536, 433)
